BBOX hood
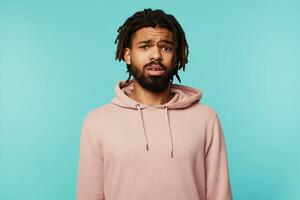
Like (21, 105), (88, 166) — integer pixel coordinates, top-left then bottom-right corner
(110, 80), (203, 159)
(111, 80), (202, 109)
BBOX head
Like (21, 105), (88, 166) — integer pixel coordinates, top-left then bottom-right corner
(115, 8), (189, 92)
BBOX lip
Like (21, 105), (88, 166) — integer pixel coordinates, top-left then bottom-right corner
(146, 69), (165, 76)
(146, 65), (165, 76)
(146, 64), (164, 71)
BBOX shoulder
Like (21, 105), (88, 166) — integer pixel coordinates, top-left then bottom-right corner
(82, 102), (116, 127)
(184, 103), (220, 127)
(191, 102), (218, 117)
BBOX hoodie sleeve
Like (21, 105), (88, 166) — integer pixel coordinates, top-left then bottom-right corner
(76, 117), (105, 200)
(205, 114), (232, 200)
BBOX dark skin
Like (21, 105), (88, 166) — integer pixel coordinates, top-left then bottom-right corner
(123, 27), (177, 106)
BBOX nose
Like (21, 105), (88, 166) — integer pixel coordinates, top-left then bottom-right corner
(150, 45), (162, 61)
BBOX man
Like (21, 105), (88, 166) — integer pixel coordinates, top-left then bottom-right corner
(76, 8), (232, 200)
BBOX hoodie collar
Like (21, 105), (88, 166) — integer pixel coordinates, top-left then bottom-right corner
(110, 80), (203, 159)
(111, 80), (202, 109)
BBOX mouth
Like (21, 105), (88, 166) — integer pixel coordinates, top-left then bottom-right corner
(146, 64), (165, 76)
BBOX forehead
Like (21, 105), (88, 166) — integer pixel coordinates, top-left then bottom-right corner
(132, 27), (173, 44)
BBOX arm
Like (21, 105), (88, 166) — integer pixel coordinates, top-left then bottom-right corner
(205, 114), (232, 200)
(76, 117), (105, 200)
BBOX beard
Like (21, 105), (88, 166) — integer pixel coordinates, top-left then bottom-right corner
(130, 61), (174, 93)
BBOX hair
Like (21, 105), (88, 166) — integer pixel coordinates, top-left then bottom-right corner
(114, 8), (189, 83)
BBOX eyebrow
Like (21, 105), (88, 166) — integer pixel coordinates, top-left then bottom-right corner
(137, 40), (152, 44)
(137, 39), (174, 45)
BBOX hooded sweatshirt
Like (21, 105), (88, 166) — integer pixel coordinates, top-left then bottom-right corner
(76, 80), (232, 200)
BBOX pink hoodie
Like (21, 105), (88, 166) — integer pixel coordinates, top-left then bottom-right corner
(76, 80), (232, 200)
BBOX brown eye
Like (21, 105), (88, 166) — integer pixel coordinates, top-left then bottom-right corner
(162, 46), (172, 51)
(139, 45), (149, 49)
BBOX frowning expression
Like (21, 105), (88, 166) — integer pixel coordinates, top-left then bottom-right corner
(123, 27), (177, 92)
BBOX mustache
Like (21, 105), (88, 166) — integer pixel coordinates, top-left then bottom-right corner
(144, 61), (167, 70)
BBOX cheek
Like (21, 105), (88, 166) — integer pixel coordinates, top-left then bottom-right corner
(130, 51), (148, 67)
(163, 53), (176, 66)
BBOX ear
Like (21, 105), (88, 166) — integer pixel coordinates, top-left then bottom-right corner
(123, 48), (131, 65)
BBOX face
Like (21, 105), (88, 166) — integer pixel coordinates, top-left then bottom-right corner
(123, 27), (177, 92)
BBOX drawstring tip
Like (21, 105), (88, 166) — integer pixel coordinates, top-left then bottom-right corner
(146, 144), (149, 151)
(171, 151), (174, 158)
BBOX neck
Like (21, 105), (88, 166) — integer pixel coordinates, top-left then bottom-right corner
(129, 80), (173, 106)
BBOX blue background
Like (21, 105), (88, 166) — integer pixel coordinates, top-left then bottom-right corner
(1, 0), (299, 199)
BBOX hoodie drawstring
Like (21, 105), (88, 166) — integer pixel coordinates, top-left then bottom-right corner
(136, 104), (149, 151)
(136, 104), (174, 158)
(164, 106), (174, 158)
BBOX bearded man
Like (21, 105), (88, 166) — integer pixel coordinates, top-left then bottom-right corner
(76, 8), (232, 200)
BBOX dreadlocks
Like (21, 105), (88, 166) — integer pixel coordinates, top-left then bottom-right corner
(114, 8), (189, 83)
